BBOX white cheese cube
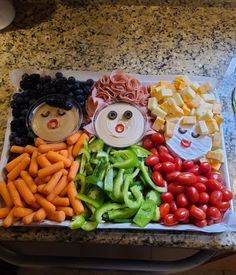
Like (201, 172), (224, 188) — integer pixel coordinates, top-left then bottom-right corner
(198, 120), (209, 135)
(197, 82), (211, 94)
(212, 102), (222, 114)
(182, 86), (196, 101)
(212, 132), (222, 148)
(152, 117), (165, 132)
(189, 94), (204, 108)
(199, 111), (213, 120)
(160, 88), (173, 98)
(206, 149), (224, 162)
(202, 93), (216, 103)
(165, 121), (176, 138)
(167, 98), (184, 116)
(173, 93), (184, 107)
(151, 106), (167, 119)
(148, 97), (158, 111)
(182, 104), (191, 115)
(181, 116), (197, 125)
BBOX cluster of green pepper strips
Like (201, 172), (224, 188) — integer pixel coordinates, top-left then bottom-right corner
(70, 138), (167, 231)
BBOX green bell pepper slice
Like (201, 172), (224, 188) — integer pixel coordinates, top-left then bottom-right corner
(111, 149), (138, 169)
(113, 169), (125, 202)
(81, 221), (98, 231)
(123, 175), (143, 209)
(77, 193), (101, 208)
(108, 207), (137, 220)
(152, 206), (160, 222)
(104, 166), (114, 192)
(89, 138), (104, 152)
(70, 215), (85, 229)
(113, 219), (132, 223)
(85, 175), (103, 189)
(86, 186), (105, 207)
(130, 145), (151, 158)
(146, 190), (161, 206)
(75, 173), (86, 193)
(133, 199), (156, 227)
(95, 202), (124, 223)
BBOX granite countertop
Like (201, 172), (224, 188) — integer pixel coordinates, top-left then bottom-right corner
(0, 0), (236, 251)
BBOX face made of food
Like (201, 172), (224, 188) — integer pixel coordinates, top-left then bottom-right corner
(31, 103), (80, 142)
(94, 102), (146, 148)
(166, 120), (212, 160)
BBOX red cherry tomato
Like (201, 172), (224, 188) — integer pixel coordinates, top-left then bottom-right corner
(161, 192), (174, 203)
(207, 179), (224, 191)
(222, 189), (233, 201)
(150, 133), (165, 144)
(176, 193), (188, 207)
(207, 172), (223, 182)
(160, 203), (170, 218)
(150, 148), (158, 155)
(143, 137), (154, 149)
(190, 205), (206, 220)
(161, 162), (176, 173)
(168, 183), (186, 195)
(186, 187), (199, 203)
(198, 204), (208, 213)
(170, 200), (178, 213)
(196, 176), (208, 184)
(157, 145), (169, 154)
(166, 171), (181, 182)
(159, 152), (175, 163)
(175, 157), (182, 172)
(206, 207), (221, 220)
(216, 201), (230, 212)
(194, 182), (207, 193)
(194, 219), (207, 227)
(187, 165), (200, 175)
(152, 171), (164, 187)
(198, 192), (209, 204)
(199, 162), (212, 174)
(207, 219), (214, 225)
(145, 155), (159, 166)
(176, 172), (197, 185)
(209, 190), (223, 205)
(163, 213), (178, 226)
(153, 163), (162, 172)
(182, 160), (195, 170)
(174, 208), (190, 222)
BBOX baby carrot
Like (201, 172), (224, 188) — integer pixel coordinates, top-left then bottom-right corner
(0, 208), (10, 218)
(3, 208), (15, 228)
(15, 179), (36, 205)
(72, 133), (89, 157)
(35, 194), (56, 214)
(56, 206), (74, 217)
(34, 137), (46, 147)
(61, 169), (68, 176)
(22, 212), (35, 225)
(47, 175), (67, 202)
(43, 176), (51, 182)
(24, 145), (37, 154)
(20, 171), (37, 194)
(66, 131), (82, 145)
(13, 207), (34, 218)
(59, 150), (68, 158)
(37, 154), (51, 168)
(60, 186), (68, 197)
(68, 161), (80, 181)
(47, 151), (71, 168)
(35, 177), (44, 185)
(33, 208), (47, 222)
(10, 145), (24, 154)
(28, 150), (38, 177)
(38, 161), (64, 178)
(0, 182), (13, 207)
(7, 155), (31, 181)
(43, 170), (63, 195)
(67, 181), (84, 214)
(5, 153), (29, 172)
(38, 143), (67, 154)
(67, 145), (74, 162)
(52, 196), (70, 207)
(47, 210), (65, 222)
(31, 201), (40, 210)
(37, 184), (46, 194)
(7, 181), (24, 207)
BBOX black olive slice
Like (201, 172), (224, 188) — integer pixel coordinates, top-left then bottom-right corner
(107, 110), (117, 120)
(123, 110), (133, 120)
(41, 111), (50, 117)
(178, 127), (187, 134)
(191, 132), (200, 138)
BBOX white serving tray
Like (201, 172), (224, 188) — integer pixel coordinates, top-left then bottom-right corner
(0, 69), (236, 233)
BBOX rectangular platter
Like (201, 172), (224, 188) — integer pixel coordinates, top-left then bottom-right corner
(0, 69), (235, 233)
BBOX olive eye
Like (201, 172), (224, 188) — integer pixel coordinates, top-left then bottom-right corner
(178, 127), (187, 134)
(191, 132), (200, 138)
(123, 110), (133, 120)
(58, 109), (66, 116)
(41, 111), (50, 117)
(108, 110), (117, 120)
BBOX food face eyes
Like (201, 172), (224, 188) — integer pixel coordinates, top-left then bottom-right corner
(40, 108), (67, 118)
(57, 109), (66, 116)
(107, 110), (133, 121)
(178, 127), (200, 139)
(41, 111), (50, 117)
(123, 110), (133, 120)
(107, 110), (117, 120)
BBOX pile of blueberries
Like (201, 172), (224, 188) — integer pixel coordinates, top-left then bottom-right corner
(10, 72), (94, 148)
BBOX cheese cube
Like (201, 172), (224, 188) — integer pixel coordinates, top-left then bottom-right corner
(160, 88), (173, 98)
(190, 82), (199, 93)
(160, 101), (170, 113)
(213, 102), (222, 114)
(181, 116), (197, 125)
(165, 121), (176, 138)
(182, 104), (191, 115)
(165, 114), (178, 121)
(148, 97), (158, 111)
(190, 108), (196, 116)
(167, 98), (184, 116)
(204, 103), (213, 111)
(173, 93), (184, 107)
(197, 82), (211, 94)
(202, 93), (216, 103)
(206, 119), (219, 134)
(182, 86), (196, 101)
(152, 117), (165, 132)
(156, 81), (171, 88)
(206, 149), (224, 162)
(150, 86), (162, 100)
(199, 111), (213, 121)
(151, 106), (167, 119)
(208, 159), (222, 171)
(174, 77), (187, 91)
(195, 103), (213, 117)
(197, 120), (209, 135)
(214, 115), (224, 125)
(189, 94), (204, 108)
(199, 157), (208, 163)
(212, 132), (222, 148)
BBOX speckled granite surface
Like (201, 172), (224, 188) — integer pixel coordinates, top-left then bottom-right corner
(0, 0), (236, 251)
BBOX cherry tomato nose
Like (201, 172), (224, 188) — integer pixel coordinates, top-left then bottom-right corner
(115, 123), (125, 133)
(181, 138), (192, 148)
(47, 119), (59, 129)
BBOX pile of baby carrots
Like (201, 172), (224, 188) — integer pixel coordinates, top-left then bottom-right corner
(0, 131), (89, 228)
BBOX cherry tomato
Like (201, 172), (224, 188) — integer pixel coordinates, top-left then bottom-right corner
(160, 203), (170, 218)
(174, 208), (190, 222)
(182, 160), (195, 171)
(196, 176), (208, 184)
(198, 192), (209, 204)
(145, 155), (159, 166)
(166, 171), (181, 182)
(161, 162), (176, 173)
(169, 200), (178, 213)
(207, 219), (214, 225)
(199, 162), (212, 174)
(143, 137), (154, 149)
(198, 204), (208, 213)
(175, 157), (182, 171)
(161, 192), (174, 203)
(186, 187), (199, 203)
(207, 179), (224, 191)
(153, 163), (162, 172)
(209, 190), (223, 205)
(206, 207), (221, 220)
(168, 183), (186, 195)
(163, 213), (178, 226)
(159, 152), (175, 163)
(187, 165), (200, 175)
(222, 189), (233, 201)
(150, 133), (164, 144)
(150, 148), (158, 155)
(176, 193), (188, 207)
(194, 219), (207, 227)
(152, 171), (164, 187)
(207, 172), (223, 182)
(194, 182), (207, 193)
(158, 145), (169, 154)
(216, 201), (230, 212)
(176, 172), (197, 185)
(190, 205), (206, 220)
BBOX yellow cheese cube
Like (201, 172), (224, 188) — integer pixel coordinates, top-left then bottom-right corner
(195, 103), (213, 118)
(148, 97), (158, 111)
(206, 119), (219, 134)
(150, 86), (162, 100)
(201, 93), (216, 103)
(208, 159), (222, 171)
(165, 121), (176, 138)
(199, 111), (213, 121)
(160, 88), (173, 98)
(152, 106), (167, 119)
(174, 76), (187, 91)
(212, 102), (222, 114)
(160, 101), (170, 113)
(189, 94), (204, 108)
(167, 98), (184, 116)
(206, 149), (224, 162)
(190, 82), (199, 93)
(197, 82), (211, 94)
(156, 81), (171, 88)
(182, 104), (191, 115)
(181, 116), (197, 125)
(152, 117), (165, 132)
(165, 114), (178, 121)
(182, 86), (196, 101)
(212, 132), (222, 148)
(173, 93), (184, 107)
(214, 115), (224, 125)
(197, 120), (209, 135)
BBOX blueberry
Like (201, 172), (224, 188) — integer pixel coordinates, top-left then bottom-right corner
(64, 101), (73, 110)
(9, 132), (17, 142)
(86, 79), (94, 86)
(74, 89), (84, 95)
(68, 84), (77, 92)
(21, 109), (28, 117)
(49, 87), (56, 94)
(20, 80), (34, 90)
(76, 95), (85, 102)
(29, 74), (40, 83)
(22, 73), (29, 80)
(27, 131), (35, 139)
(44, 75), (52, 82)
(68, 76), (76, 84)
(79, 100), (85, 107)
(12, 93), (21, 100)
(55, 72), (63, 79)
(12, 109), (21, 118)
(13, 136), (23, 146)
